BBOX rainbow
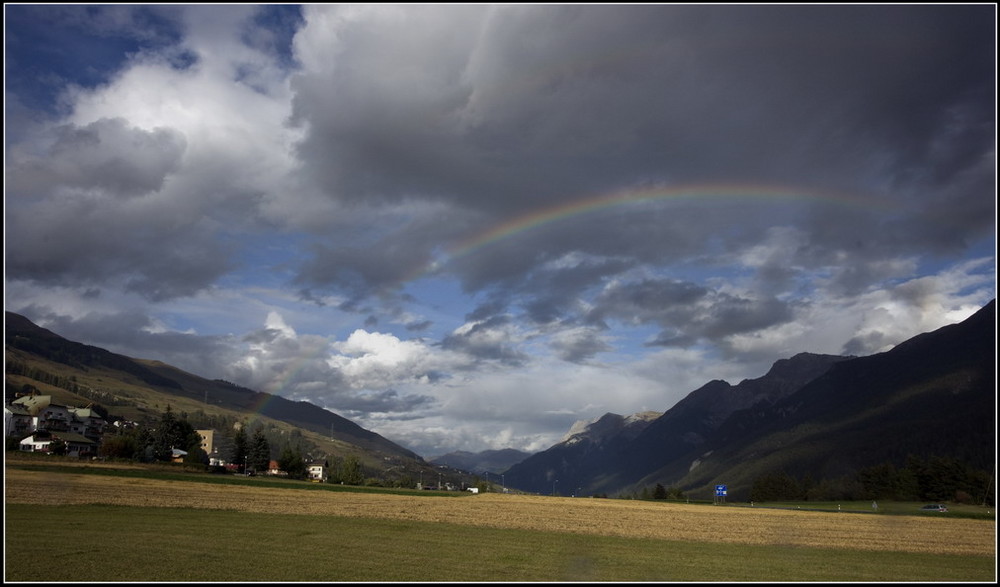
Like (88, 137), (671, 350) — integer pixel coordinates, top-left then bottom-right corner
(242, 343), (331, 421)
(443, 182), (889, 264)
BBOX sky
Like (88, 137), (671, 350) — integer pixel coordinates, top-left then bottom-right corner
(4, 4), (996, 458)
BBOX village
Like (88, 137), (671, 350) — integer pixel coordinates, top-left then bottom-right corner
(2, 393), (335, 482)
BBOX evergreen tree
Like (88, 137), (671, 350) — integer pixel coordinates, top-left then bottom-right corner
(150, 405), (203, 461)
(750, 471), (803, 501)
(231, 425), (248, 473)
(278, 444), (307, 479)
(249, 428), (270, 473)
(150, 406), (178, 461)
(183, 446), (210, 466)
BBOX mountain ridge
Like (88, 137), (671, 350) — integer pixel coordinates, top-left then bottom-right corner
(5, 311), (429, 479)
(6, 301), (994, 500)
(503, 300), (995, 498)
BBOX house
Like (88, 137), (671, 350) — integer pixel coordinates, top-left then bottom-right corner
(267, 460), (288, 477)
(19, 430), (98, 458)
(6, 395), (106, 443)
(4, 403), (33, 438)
(68, 405), (107, 442)
(306, 461), (328, 482)
(9, 395), (72, 433)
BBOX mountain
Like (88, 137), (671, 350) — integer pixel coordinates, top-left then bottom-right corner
(615, 351), (853, 493)
(4, 311), (443, 482)
(673, 299), (996, 499)
(502, 410), (663, 495)
(428, 448), (532, 475)
(504, 300), (996, 499)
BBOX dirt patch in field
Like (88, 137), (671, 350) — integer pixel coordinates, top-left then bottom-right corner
(5, 468), (994, 557)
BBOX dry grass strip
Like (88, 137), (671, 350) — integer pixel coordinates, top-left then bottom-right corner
(6, 468), (994, 557)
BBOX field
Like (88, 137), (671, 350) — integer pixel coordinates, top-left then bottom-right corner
(5, 459), (996, 582)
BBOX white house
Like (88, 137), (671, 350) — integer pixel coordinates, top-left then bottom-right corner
(307, 461), (328, 482)
(19, 430), (98, 458)
(8, 395), (106, 440)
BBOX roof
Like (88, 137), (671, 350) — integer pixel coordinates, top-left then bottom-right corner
(12, 395), (55, 414)
(21, 431), (96, 445)
(55, 432), (97, 444)
(5, 404), (32, 416)
(69, 407), (103, 419)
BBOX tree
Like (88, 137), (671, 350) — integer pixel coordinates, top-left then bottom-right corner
(858, 463), (901, 500)
(48, 438), (67, 456)
(249, 428), (270, 473)
(183, 446), (209, 466)
(336, 455), (365, 485)
(666, 485), (687, 500)
(149, 405), (202, 462)
(653, 483), (668, 499)
(231, 425), (248, 473)
(750, 471), (802, 502)
(278, 444), (307, 480)
(99, 433), (138, 460)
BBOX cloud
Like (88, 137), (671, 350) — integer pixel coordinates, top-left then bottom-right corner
(440, 316), (530, 366)
(7, 117), (186, 197)
(547, 326), (613, 364)
(4, 4), (994, 457)
(331, 329), (458, 388)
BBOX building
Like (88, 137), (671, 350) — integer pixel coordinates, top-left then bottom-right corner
(19, 430), (99, 458)
(5, 394), (107, 446)
(4, 403), (33, 439)
(307, 461), (328, 482)
(68, 405), (106, 442)
(196, 429), (215, 454)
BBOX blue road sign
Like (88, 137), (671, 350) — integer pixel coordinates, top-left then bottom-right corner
(715, 484), (727, 496)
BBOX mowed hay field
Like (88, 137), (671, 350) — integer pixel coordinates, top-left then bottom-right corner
(5, 465), (997, 582)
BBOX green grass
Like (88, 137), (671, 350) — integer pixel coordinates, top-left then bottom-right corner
(738, 499), (995, 520)
(5, 504), (995, 582)
(6, 461), (467, 497)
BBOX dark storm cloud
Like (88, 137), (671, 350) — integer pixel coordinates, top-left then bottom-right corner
(286, 4), (993, 304)
(4, 113), (235, 302)
(13, 305), (239, 378)
(590, 278), (709, 326)
(292, 4), (995, 202)
(4, 197), (233, 302)
(7, 118), (186, 198)
(291, 204), (478, 301)
(455, 247), (635, 325)
(440, 315), (529, 366)
(548, 327), (613, 364)
(333, 389), (437, 418)
(589, 278), (795, 347)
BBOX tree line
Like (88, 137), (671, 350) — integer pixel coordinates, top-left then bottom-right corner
(749, 455), (994, 505)
(98, 406), (318, 480)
